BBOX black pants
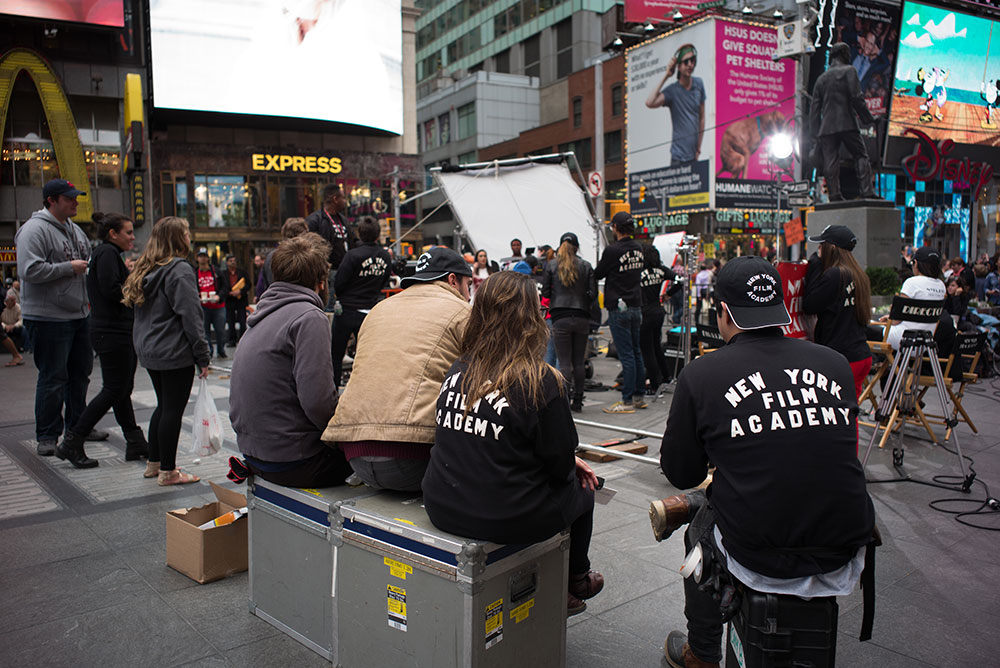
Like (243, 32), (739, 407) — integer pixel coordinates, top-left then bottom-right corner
(639, 310), (670, 388)
(819, 131), (874, 199)
(552, 315), (590, 401)
(226, 300), (247, 344)
(568, 486), (596, 575)
(248, 448), (352, 488)
(332, 308), (367, 387)
(71, 332), (140, 437)
(147, 366), (195, 471)
(682, 491), (724, 663)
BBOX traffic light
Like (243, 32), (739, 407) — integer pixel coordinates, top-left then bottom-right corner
(744, 212), (754, 229)
(639, 185), (646, 203)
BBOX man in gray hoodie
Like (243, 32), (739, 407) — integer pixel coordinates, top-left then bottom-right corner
(15, 179), (100, 461)
(230, 233), (351, 488)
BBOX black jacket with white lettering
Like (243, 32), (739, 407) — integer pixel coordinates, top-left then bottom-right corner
(422, 360), (579, 544)
(802, 256), (871, 363)
(595, 238), (644, 308)
(660, 328), (874, 579)
(334, 242), (392, 311)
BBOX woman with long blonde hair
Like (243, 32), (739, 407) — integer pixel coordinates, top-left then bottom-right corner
(123, 217), (210, 485)
(540, 232), (596, 412)
(422, 271), (604, 616)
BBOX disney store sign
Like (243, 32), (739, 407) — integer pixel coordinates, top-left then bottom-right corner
(901, 128), (994, 199)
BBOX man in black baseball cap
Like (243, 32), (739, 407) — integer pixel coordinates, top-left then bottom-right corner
(322, 246), (473, 491)
(651, 254), (875, 668)
(16, 177), (98, 463)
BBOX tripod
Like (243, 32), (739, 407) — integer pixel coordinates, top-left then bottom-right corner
(861, 329), (975, 492)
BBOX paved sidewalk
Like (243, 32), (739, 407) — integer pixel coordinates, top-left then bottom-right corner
(1, 346), (999, 667)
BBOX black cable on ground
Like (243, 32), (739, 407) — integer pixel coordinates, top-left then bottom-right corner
(922, 442), (1000, 531)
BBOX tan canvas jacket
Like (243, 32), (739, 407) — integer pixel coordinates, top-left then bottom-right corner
(322, 280), (471, 445)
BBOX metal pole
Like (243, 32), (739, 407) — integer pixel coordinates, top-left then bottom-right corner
(594, 58), (605, 227)
(573, 419), (664, 440)
(577, 443), (660, 466)
(392, 166), (401, 255)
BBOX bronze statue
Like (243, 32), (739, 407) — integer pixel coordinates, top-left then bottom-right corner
(810, 42), (876, 200)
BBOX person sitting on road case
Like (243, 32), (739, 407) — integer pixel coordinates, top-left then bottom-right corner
(422, 271), (604, 616)
(649, 256), (876, 668)
(323, 247), (473, 491)
(230, 233), (352, 488)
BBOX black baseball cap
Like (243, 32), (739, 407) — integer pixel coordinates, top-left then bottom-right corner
(611, 211), (635, 230)
(43, 179), (85, 199)
(400, 247), (473, 288)
(559, 232), (579, 248)
(807, 224), (857, 250)
(715, 256), (791, 330)
(913, 246), (941, 264)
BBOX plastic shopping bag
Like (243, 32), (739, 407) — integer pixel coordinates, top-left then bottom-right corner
(192, 378), (223, 457)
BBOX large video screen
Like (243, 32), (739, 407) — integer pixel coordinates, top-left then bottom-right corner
(149, 0), (403, 135)
(889, 1), (1000, 148)
(2, 0), (124, 27)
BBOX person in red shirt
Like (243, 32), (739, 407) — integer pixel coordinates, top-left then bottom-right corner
(196, 250), (229, 359)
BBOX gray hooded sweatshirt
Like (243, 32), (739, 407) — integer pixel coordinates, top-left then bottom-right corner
(14, 207), (91, 321)
(230, 282), (338, 463)
(133, 258), (211, 371)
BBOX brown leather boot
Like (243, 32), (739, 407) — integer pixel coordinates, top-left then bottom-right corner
(664, 631), (720, 668)
(649, 494), (692, 542)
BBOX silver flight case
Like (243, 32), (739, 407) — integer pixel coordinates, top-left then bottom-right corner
(246, 477), (372, 660)
(333, 492), (569, 668)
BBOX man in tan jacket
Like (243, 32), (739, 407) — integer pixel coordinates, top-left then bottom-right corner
(323, 247), (472, 491)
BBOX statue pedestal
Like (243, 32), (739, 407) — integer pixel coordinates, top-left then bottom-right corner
(807, 201), (900, 269)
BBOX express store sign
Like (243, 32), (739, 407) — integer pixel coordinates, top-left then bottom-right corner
(901, 128), (994, 199)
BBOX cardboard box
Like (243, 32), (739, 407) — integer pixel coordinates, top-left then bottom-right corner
(166, 481), (248, 584)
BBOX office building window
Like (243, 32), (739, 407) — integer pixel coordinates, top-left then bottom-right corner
(604, 130), (622, 164)
(439, 113), (451, 144)
(556, 19), (572, 79)
(524, 34), (540, 78)
(457, 102), (476, 139)
(611, 85), (623, 117)
(558, 138), (591, 170)
(458, 151), (477, 164)
(572, 97), (582, 128)
(495, 48), (510, 74)
(424, 119), (437, 149)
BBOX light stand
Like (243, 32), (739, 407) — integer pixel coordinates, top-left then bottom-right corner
(663, 234), (701, 395)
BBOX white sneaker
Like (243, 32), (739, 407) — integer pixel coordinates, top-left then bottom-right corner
(603, 401), (636, 414)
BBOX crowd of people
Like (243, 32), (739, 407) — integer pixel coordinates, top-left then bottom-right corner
(10, 176), (998, 665)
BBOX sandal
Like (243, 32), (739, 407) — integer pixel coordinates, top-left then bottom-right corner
(4, 358), (24, 367)
(158, 469), (201, 486)
(569, 570), (605, 601)
(143, 462), (160, 478)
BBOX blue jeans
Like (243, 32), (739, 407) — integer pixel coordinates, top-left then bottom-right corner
(607, 307), (644, 402)
(24, 318), (94, 441)
(202, 307), (227, 356)
(545, 320), (558, 366)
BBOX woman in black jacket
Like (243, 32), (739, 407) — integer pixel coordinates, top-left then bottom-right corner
(422, 271), (603, 616)
(802, 225), (873, 400)
(541, 232), (596, 412)
(57, 212), (147, 468)
(639, 245), (674, 393)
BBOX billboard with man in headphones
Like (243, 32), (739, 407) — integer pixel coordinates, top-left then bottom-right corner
(627, 18), (716, 216)
(627, 17), (797, 215)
